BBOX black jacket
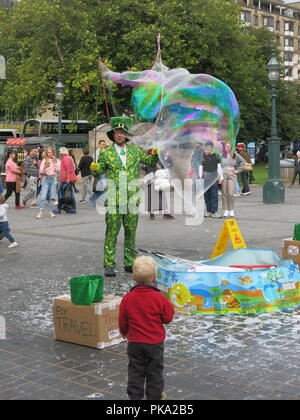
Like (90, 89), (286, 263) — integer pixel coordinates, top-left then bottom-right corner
(78, 156), (93, 177)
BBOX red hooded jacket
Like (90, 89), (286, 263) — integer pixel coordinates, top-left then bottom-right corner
(118, 285), (175, 344)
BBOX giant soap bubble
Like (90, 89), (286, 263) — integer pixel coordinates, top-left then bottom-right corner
(101, 53), (240, 222)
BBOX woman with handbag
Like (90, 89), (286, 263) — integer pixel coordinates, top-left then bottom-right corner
(221, 143), (246, 218)
(237, 143), (252, 196)
(144, 159), (175, 221)
(54, 148), (77, 214)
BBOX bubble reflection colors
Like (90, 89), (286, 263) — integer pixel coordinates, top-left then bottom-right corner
(102, 60), (240, 213)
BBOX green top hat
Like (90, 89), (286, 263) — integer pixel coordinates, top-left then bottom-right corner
(106, 116), (133, 142)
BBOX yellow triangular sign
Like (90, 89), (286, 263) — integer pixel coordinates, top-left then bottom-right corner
(211, 219), (247, 259)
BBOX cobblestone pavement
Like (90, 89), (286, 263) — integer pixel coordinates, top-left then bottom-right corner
(0, 185), (300, 400)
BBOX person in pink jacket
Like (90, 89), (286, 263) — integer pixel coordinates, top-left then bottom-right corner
(59, 148), (77, 184)
(54, 147), (77, 214)
(4, 151), (23, 209)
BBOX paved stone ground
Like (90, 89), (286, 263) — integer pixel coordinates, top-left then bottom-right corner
(0, 184), (300, 400)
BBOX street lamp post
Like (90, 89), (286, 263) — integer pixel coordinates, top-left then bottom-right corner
(55, 79), (64, 137)
(263, 51), (285, 204)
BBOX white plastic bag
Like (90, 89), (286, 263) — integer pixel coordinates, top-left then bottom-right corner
(154, 169), (171, 192)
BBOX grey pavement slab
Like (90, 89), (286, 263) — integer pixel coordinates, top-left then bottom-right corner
(0, 185), (300, 400)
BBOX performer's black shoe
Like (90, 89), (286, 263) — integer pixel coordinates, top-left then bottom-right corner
(104, 267), (116, 277)
(124, 266), (133, 273)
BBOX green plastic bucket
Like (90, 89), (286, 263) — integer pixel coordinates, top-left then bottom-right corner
(70, 275), (104, 305)
(293, 224), (300, 241)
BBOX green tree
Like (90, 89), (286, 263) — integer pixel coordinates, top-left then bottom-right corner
(0, 0), (100, 121)
(0, 0), (298, 146)
(277, 82), (300, 144)
(94, 0), (274, 140)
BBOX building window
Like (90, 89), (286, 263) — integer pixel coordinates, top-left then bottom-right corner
(284, 68), (292, 77)
(285, 38), (294, 47)
(285, 21), (294, 32)
(240, 10), (251, 23)
(284, 52), (293, 62)
(263, 16), (274, 28)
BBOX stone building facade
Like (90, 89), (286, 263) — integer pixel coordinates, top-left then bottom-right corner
(237, 0), (300, 81)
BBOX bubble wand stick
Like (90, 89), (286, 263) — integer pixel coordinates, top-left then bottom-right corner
(99, 59), (110, 120)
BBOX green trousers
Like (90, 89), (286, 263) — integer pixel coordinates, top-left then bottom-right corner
(104, 211), (139, 268)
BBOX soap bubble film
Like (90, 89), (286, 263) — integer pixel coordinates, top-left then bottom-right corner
(101, 54), (240, 217)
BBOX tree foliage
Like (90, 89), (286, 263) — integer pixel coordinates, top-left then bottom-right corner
(0, 0), (299, 143)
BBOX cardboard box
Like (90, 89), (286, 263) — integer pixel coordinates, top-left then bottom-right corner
(282, 238), (300, 266)
(52, 295), (125, 349)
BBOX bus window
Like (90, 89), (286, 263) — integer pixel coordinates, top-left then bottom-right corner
(41, 122), (58, 134)
(23, 120), (40, 136)
(22, 119), (93, 148)
(77, 123), (93, 133)
(0, 129), (17, 140)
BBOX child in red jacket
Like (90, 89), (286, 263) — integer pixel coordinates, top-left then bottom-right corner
(118, 256), (175, 400)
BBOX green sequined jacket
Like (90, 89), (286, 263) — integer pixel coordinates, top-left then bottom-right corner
(92, 144), (158, 209)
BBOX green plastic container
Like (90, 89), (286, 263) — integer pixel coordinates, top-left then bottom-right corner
(70, 275), (104, 305)
(293, 224), (300, 241)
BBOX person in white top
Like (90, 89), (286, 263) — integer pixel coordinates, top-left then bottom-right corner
(0, 194), (18, 248)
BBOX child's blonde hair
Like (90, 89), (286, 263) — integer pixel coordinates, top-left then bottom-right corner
(0, 195), (5, 204)
(133, 256), (157, 285)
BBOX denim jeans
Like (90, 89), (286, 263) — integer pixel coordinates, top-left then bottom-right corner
(39, 177), (57, 211)
(0, 178), (3, 195)
(204, 182), (219, 214)
(89, 191), (106, 207)
(0, 221), (15, 243)
(23, 176), (37, 204)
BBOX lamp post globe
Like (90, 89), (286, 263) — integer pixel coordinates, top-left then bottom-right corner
(263, 51), (285, 204)
(55, 79), (64, 136)
(267, 53), (280, 83)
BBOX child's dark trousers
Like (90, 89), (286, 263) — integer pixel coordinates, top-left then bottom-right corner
(127, 341), (164, 400)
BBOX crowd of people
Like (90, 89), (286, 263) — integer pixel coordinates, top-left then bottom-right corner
(0, 135), (299, 252)
(191, 141), (254, 219)
(0, 145), (107, 248)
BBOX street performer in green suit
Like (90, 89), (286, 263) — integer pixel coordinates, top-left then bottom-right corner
(91, 116), (158, 277)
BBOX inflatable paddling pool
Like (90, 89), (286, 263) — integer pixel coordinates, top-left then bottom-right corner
(152, 249), (300, 315)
